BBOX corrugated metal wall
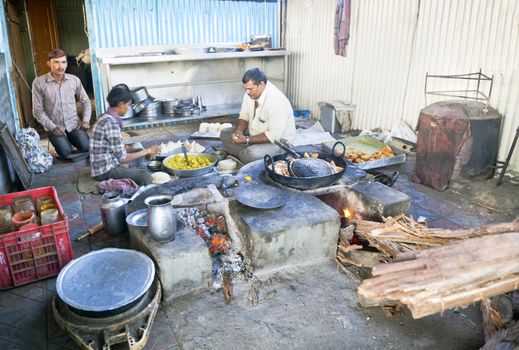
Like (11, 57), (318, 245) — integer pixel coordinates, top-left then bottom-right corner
(0, 4), (20, 134)
(88, 0), (280, 48)
(85, 0), (281, 112)
(286, 0), (519, 174)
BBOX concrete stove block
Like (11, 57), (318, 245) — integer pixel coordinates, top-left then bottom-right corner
(129, 225), (212, 302)
(318, 180), (410, 220)
(233, 191), (340, 272)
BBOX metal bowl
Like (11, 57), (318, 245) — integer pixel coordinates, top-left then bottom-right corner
(147, 160), (162, 171)
(162, 153), (217, 177)
(211, 150), (227, 162)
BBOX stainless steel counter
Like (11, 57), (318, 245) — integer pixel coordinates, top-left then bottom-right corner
(121, 103), (240, 130)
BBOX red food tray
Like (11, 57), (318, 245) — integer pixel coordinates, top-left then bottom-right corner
(0, 186), (73, 289)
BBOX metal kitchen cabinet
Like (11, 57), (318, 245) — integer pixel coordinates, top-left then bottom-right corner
(96, 46), (289, 129)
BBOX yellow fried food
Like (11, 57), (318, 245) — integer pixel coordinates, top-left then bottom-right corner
(165, 154), (213, 170)
(345, 145), (395, 163)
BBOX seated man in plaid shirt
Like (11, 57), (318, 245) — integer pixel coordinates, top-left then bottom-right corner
(90, 87), (159, 185)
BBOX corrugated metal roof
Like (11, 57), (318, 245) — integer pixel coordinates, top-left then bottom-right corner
(286, 0), (519, 174)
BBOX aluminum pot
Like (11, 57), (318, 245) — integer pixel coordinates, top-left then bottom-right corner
(144, 195), (176, 242)
(131, 87), (150, 104)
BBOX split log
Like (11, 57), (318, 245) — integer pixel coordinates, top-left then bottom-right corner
(358, 232), (519, 319)
(351, 216), (519, 258)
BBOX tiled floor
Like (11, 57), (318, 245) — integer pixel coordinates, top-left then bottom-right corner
(1, 123), (517, 349)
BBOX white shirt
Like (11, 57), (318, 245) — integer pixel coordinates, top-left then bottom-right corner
(238, 81), (296, 143)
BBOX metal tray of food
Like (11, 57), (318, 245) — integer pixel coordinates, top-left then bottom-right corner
(56, 248), (155, 314)
(322, 135), (406, 170)
(350, 152), (406, 170)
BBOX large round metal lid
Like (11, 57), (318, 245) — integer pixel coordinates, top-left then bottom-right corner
(56, 248), (155, 312)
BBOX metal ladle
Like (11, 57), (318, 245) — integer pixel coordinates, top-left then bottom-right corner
(181, 143), (191, 167)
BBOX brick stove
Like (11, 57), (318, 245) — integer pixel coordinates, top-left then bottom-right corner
(237, 159), (411, 221)
(126, 160), (411, 302)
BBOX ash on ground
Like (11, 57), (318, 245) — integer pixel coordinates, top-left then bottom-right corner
(178, 207), (248, 289)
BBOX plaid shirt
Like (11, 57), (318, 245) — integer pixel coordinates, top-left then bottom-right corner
(89, 112), (126, 177)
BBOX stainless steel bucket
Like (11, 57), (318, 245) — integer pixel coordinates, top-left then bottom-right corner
(144, 195), (176, 242)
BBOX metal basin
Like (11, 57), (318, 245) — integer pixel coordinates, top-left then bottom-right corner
(162, 153), (217, 177)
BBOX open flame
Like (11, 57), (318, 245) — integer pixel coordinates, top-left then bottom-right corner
(342, 208), (352, 219)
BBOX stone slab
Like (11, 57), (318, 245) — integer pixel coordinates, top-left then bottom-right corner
(348, 180), (410, 219)
(233, 190), (340, 272)
(129, 224), (212, 302)
(318, 180), (410, 220)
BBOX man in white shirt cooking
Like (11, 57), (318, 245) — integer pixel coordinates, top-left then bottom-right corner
(220, 68), (296, 164)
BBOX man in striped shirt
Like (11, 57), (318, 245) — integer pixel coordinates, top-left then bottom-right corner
(90, 87), (159, 185)
(32, 49), (91, 159)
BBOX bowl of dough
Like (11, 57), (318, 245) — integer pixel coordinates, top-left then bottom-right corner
(151, 172), (171, 184)
(215, 158), (238, 174)
(196, 122), (233, 137)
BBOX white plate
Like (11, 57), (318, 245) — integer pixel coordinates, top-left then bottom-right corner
(191, 131), (221, 139)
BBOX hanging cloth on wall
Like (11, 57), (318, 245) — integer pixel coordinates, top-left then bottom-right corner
(334, 0), (351, 57)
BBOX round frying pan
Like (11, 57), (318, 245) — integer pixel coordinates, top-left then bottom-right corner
(274, 139), (334, 177)
(264, 142), (347, 190)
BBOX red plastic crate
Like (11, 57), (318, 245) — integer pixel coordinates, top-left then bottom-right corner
(0, 186), (73, 289)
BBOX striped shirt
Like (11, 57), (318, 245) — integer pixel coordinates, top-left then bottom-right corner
(89, 112), (127, 177)
(32, 73), (91, 132)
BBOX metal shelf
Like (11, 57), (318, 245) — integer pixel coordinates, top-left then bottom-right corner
(99, 50), (288, 65)
(121, 104), (240, 130)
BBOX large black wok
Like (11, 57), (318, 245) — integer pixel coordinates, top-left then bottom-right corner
(264, 142), (346, 190)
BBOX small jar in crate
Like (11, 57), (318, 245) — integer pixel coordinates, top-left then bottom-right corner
(0, 205), (13, 234)
(13, 196), (35, 213)
(41, 208), (59, 225)
(11, 211), (37, 230)
(36, 196), (55, 214)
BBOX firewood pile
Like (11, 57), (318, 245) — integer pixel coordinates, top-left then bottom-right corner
(351, 214), (519, 258)
(336, 214), (519, 347)
(336, 215), (519, 319)
(357, 232), (519, 318)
